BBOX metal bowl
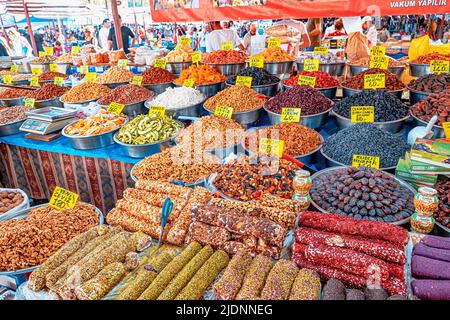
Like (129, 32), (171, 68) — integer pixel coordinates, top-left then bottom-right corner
(435, 221), (450, 237)
(341, 86), (404, 99)
(203, 96), (264, 125)
(333, 110), (409, 133)
(225, 80), (280, 97)
(263, 102), (332, 129)
(263, 61), (294, 75)
(0, 119), (26, 136)
(407, 87), (436, 105)
(410, 111), (445, 138)
(388, 66), (406, 77)
(20, 96), (63, 108)
(98, 81), (129, 89)
(166, 61), (192, 75)
(0, 97), (24, 107)
(296, 61), (346, 76)
(348, 64), (405, 77)
(205, 62), (246, 77)
(97, 99), (147, 117)
(142, 82), (174, 95)
(173, 81), (224, 98)
(145, 96), (206, 118)
(60, 97), (99, 109)
(319, 148), (396, 172)
(309, 166), (415, 225)
(29, 62), (50, 73)
(281, 82), (337, 100)
(54, 62), (72, 75)
(409, 63), (431, 77)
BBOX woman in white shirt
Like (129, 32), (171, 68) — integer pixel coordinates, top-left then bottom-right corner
(205, 21), (244, 52)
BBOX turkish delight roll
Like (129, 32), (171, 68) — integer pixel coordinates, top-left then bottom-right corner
(261, 260), (298, 300)
(289, 268), (321, 300)
(236, 255), (272, 300)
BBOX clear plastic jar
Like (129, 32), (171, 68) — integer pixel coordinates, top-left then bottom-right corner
(413, 187), (439, 217)
(292, 169), (312, 196)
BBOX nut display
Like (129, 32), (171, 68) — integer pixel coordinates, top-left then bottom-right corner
(202, 50), (246, 64)
(97, 84), (152, 105)
(410, 88), (450, 126)
(411, 52), (450, 64)
(97, 66), (135, 84)
(341, 68), (405, 91)
(174, 64), (225, 86)
(38, 72), (69, 81)
(64, 109), (126, 136)
(146, 87), (205, 111)
(60, 83), (110, 103)
(0, 88), (33, 99)
(252, 47), (294, 62)
(0, 106), (32, 125)
(0, 191), (24, 216)
(24, 83), (69, 101)
(204, 85), (266, 113)
(350, 56), (406, 67)
(227, 67), (280, 86)
(32, 56), (56, 63)
(141, 67), (177, 84)
(283, 71), (339, 88)
(408, 74), (450, 94)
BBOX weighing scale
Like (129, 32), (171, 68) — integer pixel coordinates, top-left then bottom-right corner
(20, 107), (77, 137)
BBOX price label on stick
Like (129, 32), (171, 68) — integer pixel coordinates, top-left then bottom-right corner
(281, 108), (301, 123)
(314, 47), (329, 55)
(132, 76), (143, 86)
(2, 74), (12, 85)
(364, 74), (385, 89)
(154, 59), (167, 69)
(370, 56), (389, 70)
(183, 78), (195, 88)
(192, 52), (201, 65)
(49, 63), (58, 72)
(303, 59), (319, 71)
(30, 76), (39, 87)
(430, 60), (450, 74)
(54, 77), (64, 86)
(267, 38), (281, 48)
(180, 37), (191, 46)
(107, 102), (125, 114)
(259, 138), (284, 158)
(85, 72), (97, 83)
(443, 122), (450, 139)
(80, 65), (89, 74)
(149, 106), (166, 118)
(370, 46), (386, 57)
(32, 67), (41, 76)
(351, 106), (375, 123)
(249, 56), (264, 68)
(352, 154), (380, 170)
(10, 65), (18, 73)
(118, 59), (128, 67)
(215, 105), (233, 119)
(49, 186), (78, 211)
(44, 46), (54, 56)
(297, 75), (316, 88)
(221, 41), (233, 51)
(235, 76), (252, 88)
(71, 46), (80, 54)
(23, 98), (35, 108)
(38, 51), (45, 57)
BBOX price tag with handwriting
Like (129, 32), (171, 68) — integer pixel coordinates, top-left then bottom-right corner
(192, 52), (201, 65)
(430, 60), (450, 74)
(2, 74), (12, 85)
(107, 102), (125, 114)
(38, 51), (45, 57)
(118, 59), (128, 67)
(267, 38), (281, 48)
(32, 67), (41, 76)
(364, 74), (385, 89)
(71, 46), (80, 54)
(85, 72), (97, 83)
(180, 37), (191, 46)
(314, 47), (329, 55)
(215, 105), (233, 119)
(10, 65), (18, 73)
(154, 59), (167, 69)
(235, 76), (252, 88)
(50, 63), (58, 72)
(44, 46), (53, 56)
(24, 98), (35, 108)
(443, 122), (450, 139)
(297, 75), (316, 88)
(30, 76), (39, 87)
(281, 108), (301, 123)
(149, 106), (166, 117)
(49, 186), (78, 210)
(259, 138), (284, 158)
(352, 154), (380, 169)
(370, 56), (389, 70)
(132, 76), (143, 86)
(221, 41), (233, 51)
(183, 79), (196, 88)
(54, 77), (64, 86)
(370, 46), (386, 57)
(303, 59), (319, 71)
(351, 106), (375, 123)
(249, 56), (264, 68)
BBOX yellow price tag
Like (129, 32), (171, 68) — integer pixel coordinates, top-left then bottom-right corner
(370, 56), (389, 70)
(443, 122), (450, 139)
(364, 74), (385, 89)
(267, 38), (281, 48)
(259, 138), (284, 158)
(351, 106), (375, 123)
(107, 102), (125, 114)
(154, 59), (167, 69)
(85, 72), (97, 83)
(214, 105), (233, 119)
(314, 47), (329, 55)
(118, 59), (128, 67)
(235, 76), (252, 88)
(297, 75), (316, 88)
(23, 98), (35, 108)
(10, 65), (18, 73)
(30, 76), (39, 87)
(71, 46), (80, 54)
(303, 59), (319, 71)
(38, 51), (45, 57)
(352, 154), (380, 169)
(49, 63), (58, 72)
(180, 37), (191, 46)
(54, 77), (64, 86)
(249, 56), (264, 68)
(44, 46), (53, 56)
(2, 74), (12, 85)
(280, 108), (301, 123)
(148, 106), (166, 117)
(132, 76), (143, 86)
(192, 52), (201, 65)
(80, 65), (89, 74)
(430, 60), (450, 74)
(221, 41), (233, 51)
(32, 67), (41, 76)
(49, 186), (78, 211)
(183, 79), (196, 88)
(370, 46), (386, 57)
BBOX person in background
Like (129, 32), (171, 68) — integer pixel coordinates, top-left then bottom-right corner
(243, 22), (257, 55)
(272, 19), (310, 56)
(98, 18), (111, 50)
(84, 27), (98, 47)
(205, 21), (244, 52)
(323, 18), (346, 39)
(24, 27), (44, 54)
(306, 18), (322, 50)
(199, 23), (211, 53)
(184, 25), (199, 50)
(108, 15), (135, 54)
(362, 16), (378, 47)
(53, 41), (63, 56)
(7, 28), (33, 57)
(428, 21), (442, 45)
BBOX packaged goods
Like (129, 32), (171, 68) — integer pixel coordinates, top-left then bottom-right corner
(410, 139), (450, 169)
(0, 191), (25, 216)
(288, 268), (321, 300)
(202, 50), (246, 64)
(24, 83), (69, 100)
(147, 87), (205, 110)
(322, 124), (410, 168)
(107, 50), (126, 64)
(227, 67), (280, 86)
(97, 84), (152, 105)
(260, 260), (298, 300)
(0, 88), (33, 99)
(283, 71), (339, 88)
(0, 106), (33, 125)
(174, 64), (225, 86)
(395, 158), (438, 187)
(410, 88), (450, 126)
(252, 47), (294, 62)
(64, 109), (126, 136)
(435, 179), (450, 227)
(408, 74), (450, 94)
(141, 67), (177, 84)
(38, 72), (68, 81)
(264, 85), (332, 115)
(333, 90), (409, 122)
(204, 85), (266, 113)
(341, 68), (405, 91)
(165, 44), (194, 62)
(97, 66), (134, 84)
(411, 52), (450, 64)
(60, 83), (110, 102)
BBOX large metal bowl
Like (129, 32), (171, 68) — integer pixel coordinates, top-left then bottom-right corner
(348, 64), (405, 77)
(409, 63), (431, 77)
(0, 97), (24, 107)
(203, 95), (264, 125)
(97, 81), (129, 89)
(29, 62), (50, 74)
(204, 62), (246, 77)
(166, 61), (192, 75)
(281, 82), (337, 99)
(0, 119), (26, 136)
(407, 87), (436, 105)
(263, 102), (332, 129)
(145, 96), (206, 118)
(309, 166), (415, 225)
(410, 111), (445, 138)
(20, 96), (63, 108)
(296, 61), (346, 76)
(60, 97), (99, 109)
(263, 61), (294, 75)
(142, 81), (174, 95)
(435, 221), (450, 237)
(97, 99), (147, 117)
(341, 86), (404, 99)
(173, 81), (224, 98)
(319, 148), (396, 172)
(333, 110), (409, 133)
(54, 62), (72, 75)
(225, 80), (280, 97)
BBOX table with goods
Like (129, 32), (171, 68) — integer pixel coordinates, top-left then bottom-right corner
(0, 41), (450, 301)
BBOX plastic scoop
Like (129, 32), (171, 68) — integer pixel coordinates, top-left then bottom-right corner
(407, 115), (438, 145)
(157, 197), (173, 248)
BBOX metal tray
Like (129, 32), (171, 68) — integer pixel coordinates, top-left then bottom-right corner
(25, 107), (77, 121)
(0, 119), (26, 136)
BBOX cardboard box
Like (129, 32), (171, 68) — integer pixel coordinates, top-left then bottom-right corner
(410, 139), (450, 170)
(395, 158), (438, 186)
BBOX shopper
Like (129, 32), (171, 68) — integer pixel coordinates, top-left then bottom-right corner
(272, 19), (311, 56)
(7, 28), (33, 57)
(306, 18), (322, 50)
(84, 27), (98, 47)
(199, 23), (211, 52)
(98, 18), (111, 50)
(205, 21), (244, 52)
(108, 15), (135, 54)
(362, 16), (378, 47)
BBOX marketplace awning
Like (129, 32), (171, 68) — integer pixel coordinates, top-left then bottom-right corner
(149, 0), (450, 23)
(4, 0), (105, 18)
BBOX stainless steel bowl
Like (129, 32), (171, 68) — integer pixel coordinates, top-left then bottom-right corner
(409, 63), (431, 77)
(203, 96), (264, 125)
(29, 62), (50, 73)
(296, 61), (346, 76)
(98, 99), (147, 117)
(145, 96), (206, 118)
(408, 87), (435, 105)
(388, 66), (406, 77)
(348, 64), (368, 76)
(263, 61), (294, 75)
(319, 148), (396, 172)
(0, 97), (24, 107)
(62, 120), (124, 150)
(263, 103), (332, 129)
(283, 82), (338, 100)
(98, 81), (129, 89)
(20, 96), (62, 108)
(60, 97), (99, 109)
(142, 82), (174, 95)
(166, 61), (192, 75)
(195, 81), (224, 98)
(0, 119), (25, 136)
(410, 111), (445, 138)
(54, 62), (72, 74)
(205, 62), (246, 76)
(333, 110), (409, 133)
(435, 221), (450, 237)
(225, 80), (280, 97)
(309, 166), (415, 225)
(341, 86), (404, 99)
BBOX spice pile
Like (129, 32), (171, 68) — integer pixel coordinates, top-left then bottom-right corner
(107, 180), (211, 245)
(293, 211), (409, 296)
(322, 124), (410, 168)
(0, 203), (99, 271)
(38, 71), (68, 81)
(0, 191), (24, 216)
(227, 67), (280, 86)
(202, 50), (246, 64)
(165, 44), (194, 62)
(60, 83), (110, 103)
(141, 67), (177, 84)
(174, 65), (225, 86)
(333, 90), (409, 122)
(252, 47), (294, 62)
(411, 52), (450, 64)
(65, 109), (126, 136)
(341, 68), (405, 91)
(116, 114), (182, 145)
(310, 166), (415, 223)
(214, 155), (298, 201)
(264, 85), (333, 115)
(0, 88), (32, 99)
(97, 66), (135, 84)
(0, 106), (32, 125)
(24, 83), (69, 101)
(147, 87), (205, 111)
(435, 178), (450, 228)
(408, 73), (450, 94)
(283, 71), (339, 88)
(97, 84), (152, 105)
(204, 85), (266, 113)
(410, 88), (450, 126)
(350, 56), (405, 67)
(244, 122), (322, 157)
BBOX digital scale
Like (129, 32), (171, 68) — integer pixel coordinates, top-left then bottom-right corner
(20, 107), (77, 137)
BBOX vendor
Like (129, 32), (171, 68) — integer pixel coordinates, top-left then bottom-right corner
(306, 18), (322, 50)
(205, 21), (244, 52)
(362, 16), (377, 47)
(272, 19), (311, 56)
(243, 22), (257, 55)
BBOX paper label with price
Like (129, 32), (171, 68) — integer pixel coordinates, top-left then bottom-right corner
(49, 186), (78, 210)
(24, 98), (35, 108)
(32, 68), (41, 76)
(149, 106), (166, 117)
(430, 60), (450, 74)
(267, 38), (281, 48)
(281, 108), (301, 123)
(71, 46), (80, 54)
(221, 41), (233, 50)
(215, 105), (233, 118)
(154, 59), (167, 69)
(303, 59), (319, 71)
(249, 56), (264, 68)
(180, 37), (191, 46)
(3, 74), (12, 84)
(10, 65), (18, 73)
(49, 64), (58, 72)
(30, 76), (39, 87)
(80, 65), (89, 74)
(370, 46), (386, 57)
(443, 122), (450, 139)
(235, 76), (252, 88)
(132, 76), (143, 86)
(54, 77), (64, 86)
(351, 106), (375, 123)
(370, 56), (389, 70)
(259, 138), (284, 158)
(352, 154), (380, 169)
(118, 59), (128, 67)
(38, 51), (45, 57)
(44, 46), (54, 56)
(314, 47), (329, 55)
(297, 75), (316, 88)
(364, 74), (385, 89)
(192, 52), (201, 65)
(85, 72), (97, 83)
(107, 102), (125, 114)
(183, 79), (196, 88)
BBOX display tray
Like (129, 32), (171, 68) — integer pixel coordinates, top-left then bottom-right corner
(25, 107), (78, 122)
